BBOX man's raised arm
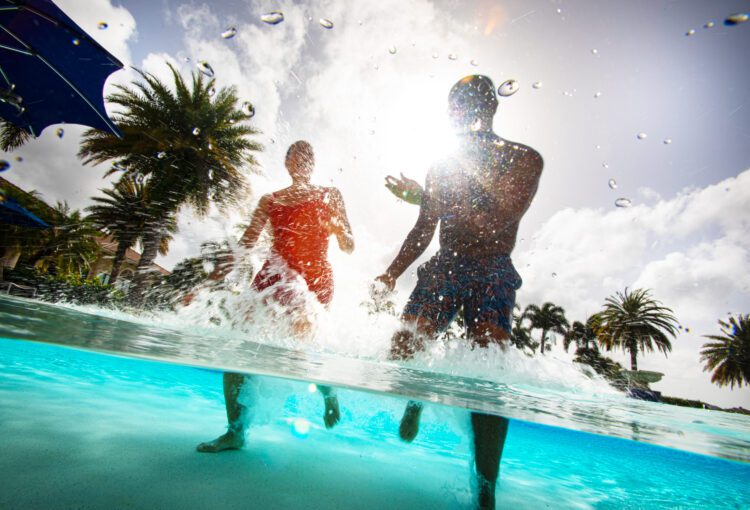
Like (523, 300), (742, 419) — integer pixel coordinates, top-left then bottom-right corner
(377, 172), (439, 290)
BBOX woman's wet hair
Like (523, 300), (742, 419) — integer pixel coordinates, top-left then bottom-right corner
(286, 140), (314, 163)
(448, 75), (498, 122)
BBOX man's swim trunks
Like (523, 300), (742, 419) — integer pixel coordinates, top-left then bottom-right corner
(402, 251), (522, 333)
(250, 190), (334, 306)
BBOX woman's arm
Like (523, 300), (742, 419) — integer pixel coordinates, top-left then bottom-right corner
(328, 188), (354, 253)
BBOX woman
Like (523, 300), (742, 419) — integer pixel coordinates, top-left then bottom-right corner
(197, 140), (354, 453)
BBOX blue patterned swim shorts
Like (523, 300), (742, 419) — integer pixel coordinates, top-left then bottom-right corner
(402, 251), (522, 334)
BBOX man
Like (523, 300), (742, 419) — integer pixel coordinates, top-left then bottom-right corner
(195, 140), (354, 453)
(377, 75), (543, 509)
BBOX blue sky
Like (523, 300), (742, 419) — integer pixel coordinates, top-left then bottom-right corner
(2, 0), (749, 407)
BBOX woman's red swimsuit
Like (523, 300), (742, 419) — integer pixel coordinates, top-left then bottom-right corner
(250, 190), (334, 306)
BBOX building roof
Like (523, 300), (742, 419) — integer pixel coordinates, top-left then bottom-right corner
(95, 235), (171, 276)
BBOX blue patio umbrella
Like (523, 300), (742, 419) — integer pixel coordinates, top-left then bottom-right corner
(0, 194), (49, 228)
(0, 0), (123, 137)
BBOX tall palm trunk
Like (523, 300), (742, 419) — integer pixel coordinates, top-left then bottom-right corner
(540, 328), (548, 354)
(629, 341), (638, 371)
(109, 241), (129, 285)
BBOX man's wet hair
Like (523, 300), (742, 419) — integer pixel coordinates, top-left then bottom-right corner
(448, 75), (498, 119)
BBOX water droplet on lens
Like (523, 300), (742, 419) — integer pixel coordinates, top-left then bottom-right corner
(551, 272), (557, 278)
(135, 173), (144, 184)
(183, 57), (191, 62)
(593, 91), (601, 98)
(686, 29), (695, 36)
(615, 197), (632, 208)
(72, 38), (80, 46)
(637, 132), (647, 140)
(388, 46), (397, 55)
(192, 127), (201, 136)
(602, 162), (609, 169)
(532, 81), (542, 89)
(198, 61), (214, 78)
(208, 168), (214, 180)
(608, 178), (617, 189)
(0, 160), (10, 172)
(556, 8), (562, 14)
(663, 138), (672, 145)
(261, 11), (284, 25)
(591, 48), (598, 55)
(241, 101), (255, 117)
(448, 53), (457, 60)
(208, 87), (216, 97)
(98, 22), (108, 30)
(56, 128), (64, 138)
(221, 27), (237, 39)
(15, 156), (22, 162)
(438, 295), (444, 301)
(725, 13), (748, 26)
(157, 152), (166, 159)
(497, 79), (519, 96)
(432, 52), (439, 59)
(319, 18), (334, 29)
(470, 59), (479, 66)
(595, 144), (601, 150)
(704, 21), (715, 28)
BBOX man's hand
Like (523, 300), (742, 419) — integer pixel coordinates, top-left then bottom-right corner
(385, 173), (423, 206)
(375, 272), (396, 293)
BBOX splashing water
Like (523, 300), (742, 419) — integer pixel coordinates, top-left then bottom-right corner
(320, 18), (334, 29)
(221, 27), (237, 39)
(497, 79), (519, 97)
(261, 12), (284, 25)
(615, 197), (632, 208)
(198, 61), (215, 78)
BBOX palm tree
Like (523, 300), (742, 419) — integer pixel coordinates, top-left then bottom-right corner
(510, 306), (536, 352)
(523, 302), (569, 354)
(0, 120), (32, 152)
(700, 314), (750, 389)
(86, 178), (176, 284)
(29, 202), (101, 277)
(78, 64), (262, 300)
(563, 316), (600, 353)
(595, 288), (678, 371)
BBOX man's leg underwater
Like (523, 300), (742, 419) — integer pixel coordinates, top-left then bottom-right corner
(197, 372), (251, 452)
(390, 315), (436, 442)
(318, 385), (340, 429)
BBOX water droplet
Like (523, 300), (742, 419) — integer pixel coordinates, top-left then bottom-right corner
(183, 57), (191, 63)
(725, 13), (748, 26)
(556, 8), (562, 14)
(595, 144), (601, 150)
(615, 198), (632, 208)
(98, 22), (108, 30)
(637, 132), (647, 140)
(602, 162), (609, 169)
(388, 46), (397, 55)
(15, 156), (22, 162)
(0, 160), (10, 172)
(470, 59), (479, 66)
(497, 79), (519, 97)
(686, 29), (695, 36)
(192, 127), (201, 136)
(551, 272), (557, 278)
(319, 18), (334, 29)
(685, 327), (691, 333)
(431, 52), (439, 59)
(72, 38), (80, 46)
(221, 27), (237, 39)
(532, 81), (542, 89)
(241, 101), (255, 118)
(448, 53), (457, 60)
(307, 383), (317, 393)
(208, 168), (214, 180)
(208, 87), (216, 97)
(261, 11), (284, 25)
(198, 61), (214, 78)
(663, 138), (672, 145)
(608, 178), (617, 189)
(591, 48), (598, 55)
(593, 91), (602, 98)
(55, 128), (64, 138)
(704, 21), (715, 29)
(157, 152), (166, 159)
(291, 418), (310, 438)
(135, 173), (145, 185)
(438, 295), (444, 301)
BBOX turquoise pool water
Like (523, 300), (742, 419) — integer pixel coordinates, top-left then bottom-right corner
(1, 296), (749, 509)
